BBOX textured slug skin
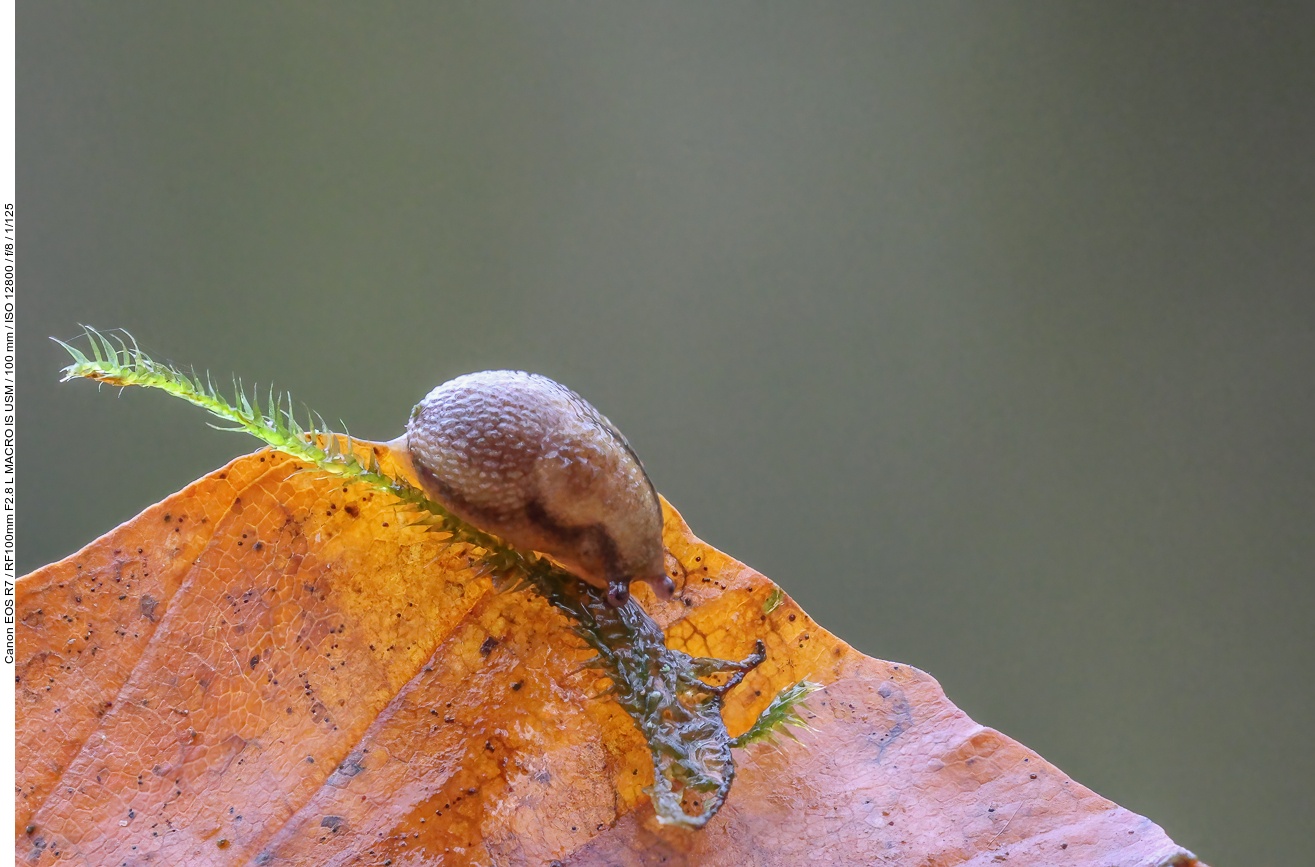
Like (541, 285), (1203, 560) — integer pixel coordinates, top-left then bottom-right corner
(405, 370), (673, 606)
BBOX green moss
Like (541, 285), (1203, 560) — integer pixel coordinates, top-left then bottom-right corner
(57, 326), (816, 829)
(731, 679), (821, 749)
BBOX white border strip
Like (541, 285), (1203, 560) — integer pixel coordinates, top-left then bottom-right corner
(2, 0), (17, 860)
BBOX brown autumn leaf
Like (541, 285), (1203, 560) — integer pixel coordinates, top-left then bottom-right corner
(16, 443), (1206, 867)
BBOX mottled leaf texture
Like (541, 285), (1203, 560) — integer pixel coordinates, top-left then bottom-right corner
(16, 445), (1205, 866)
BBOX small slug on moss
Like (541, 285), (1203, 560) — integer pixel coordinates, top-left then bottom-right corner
(403, 370), (675, 607)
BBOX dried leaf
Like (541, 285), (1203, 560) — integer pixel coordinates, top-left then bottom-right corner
(16, 445), (1206, 866)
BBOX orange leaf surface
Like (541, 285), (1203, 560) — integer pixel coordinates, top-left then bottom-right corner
(16, 444), (1206, 866)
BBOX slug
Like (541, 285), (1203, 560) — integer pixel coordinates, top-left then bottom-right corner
(402, 370), (676, 607)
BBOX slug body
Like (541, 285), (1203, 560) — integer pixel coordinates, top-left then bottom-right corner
(405, 370), (675, 607)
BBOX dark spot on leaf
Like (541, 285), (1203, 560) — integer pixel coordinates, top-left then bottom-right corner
(479, 636), (498, 656)
(140, 595), (160, 622)
(329, 751), (366, 782)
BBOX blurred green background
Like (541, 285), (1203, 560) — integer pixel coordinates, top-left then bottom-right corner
(18, 2), (1313, 862)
